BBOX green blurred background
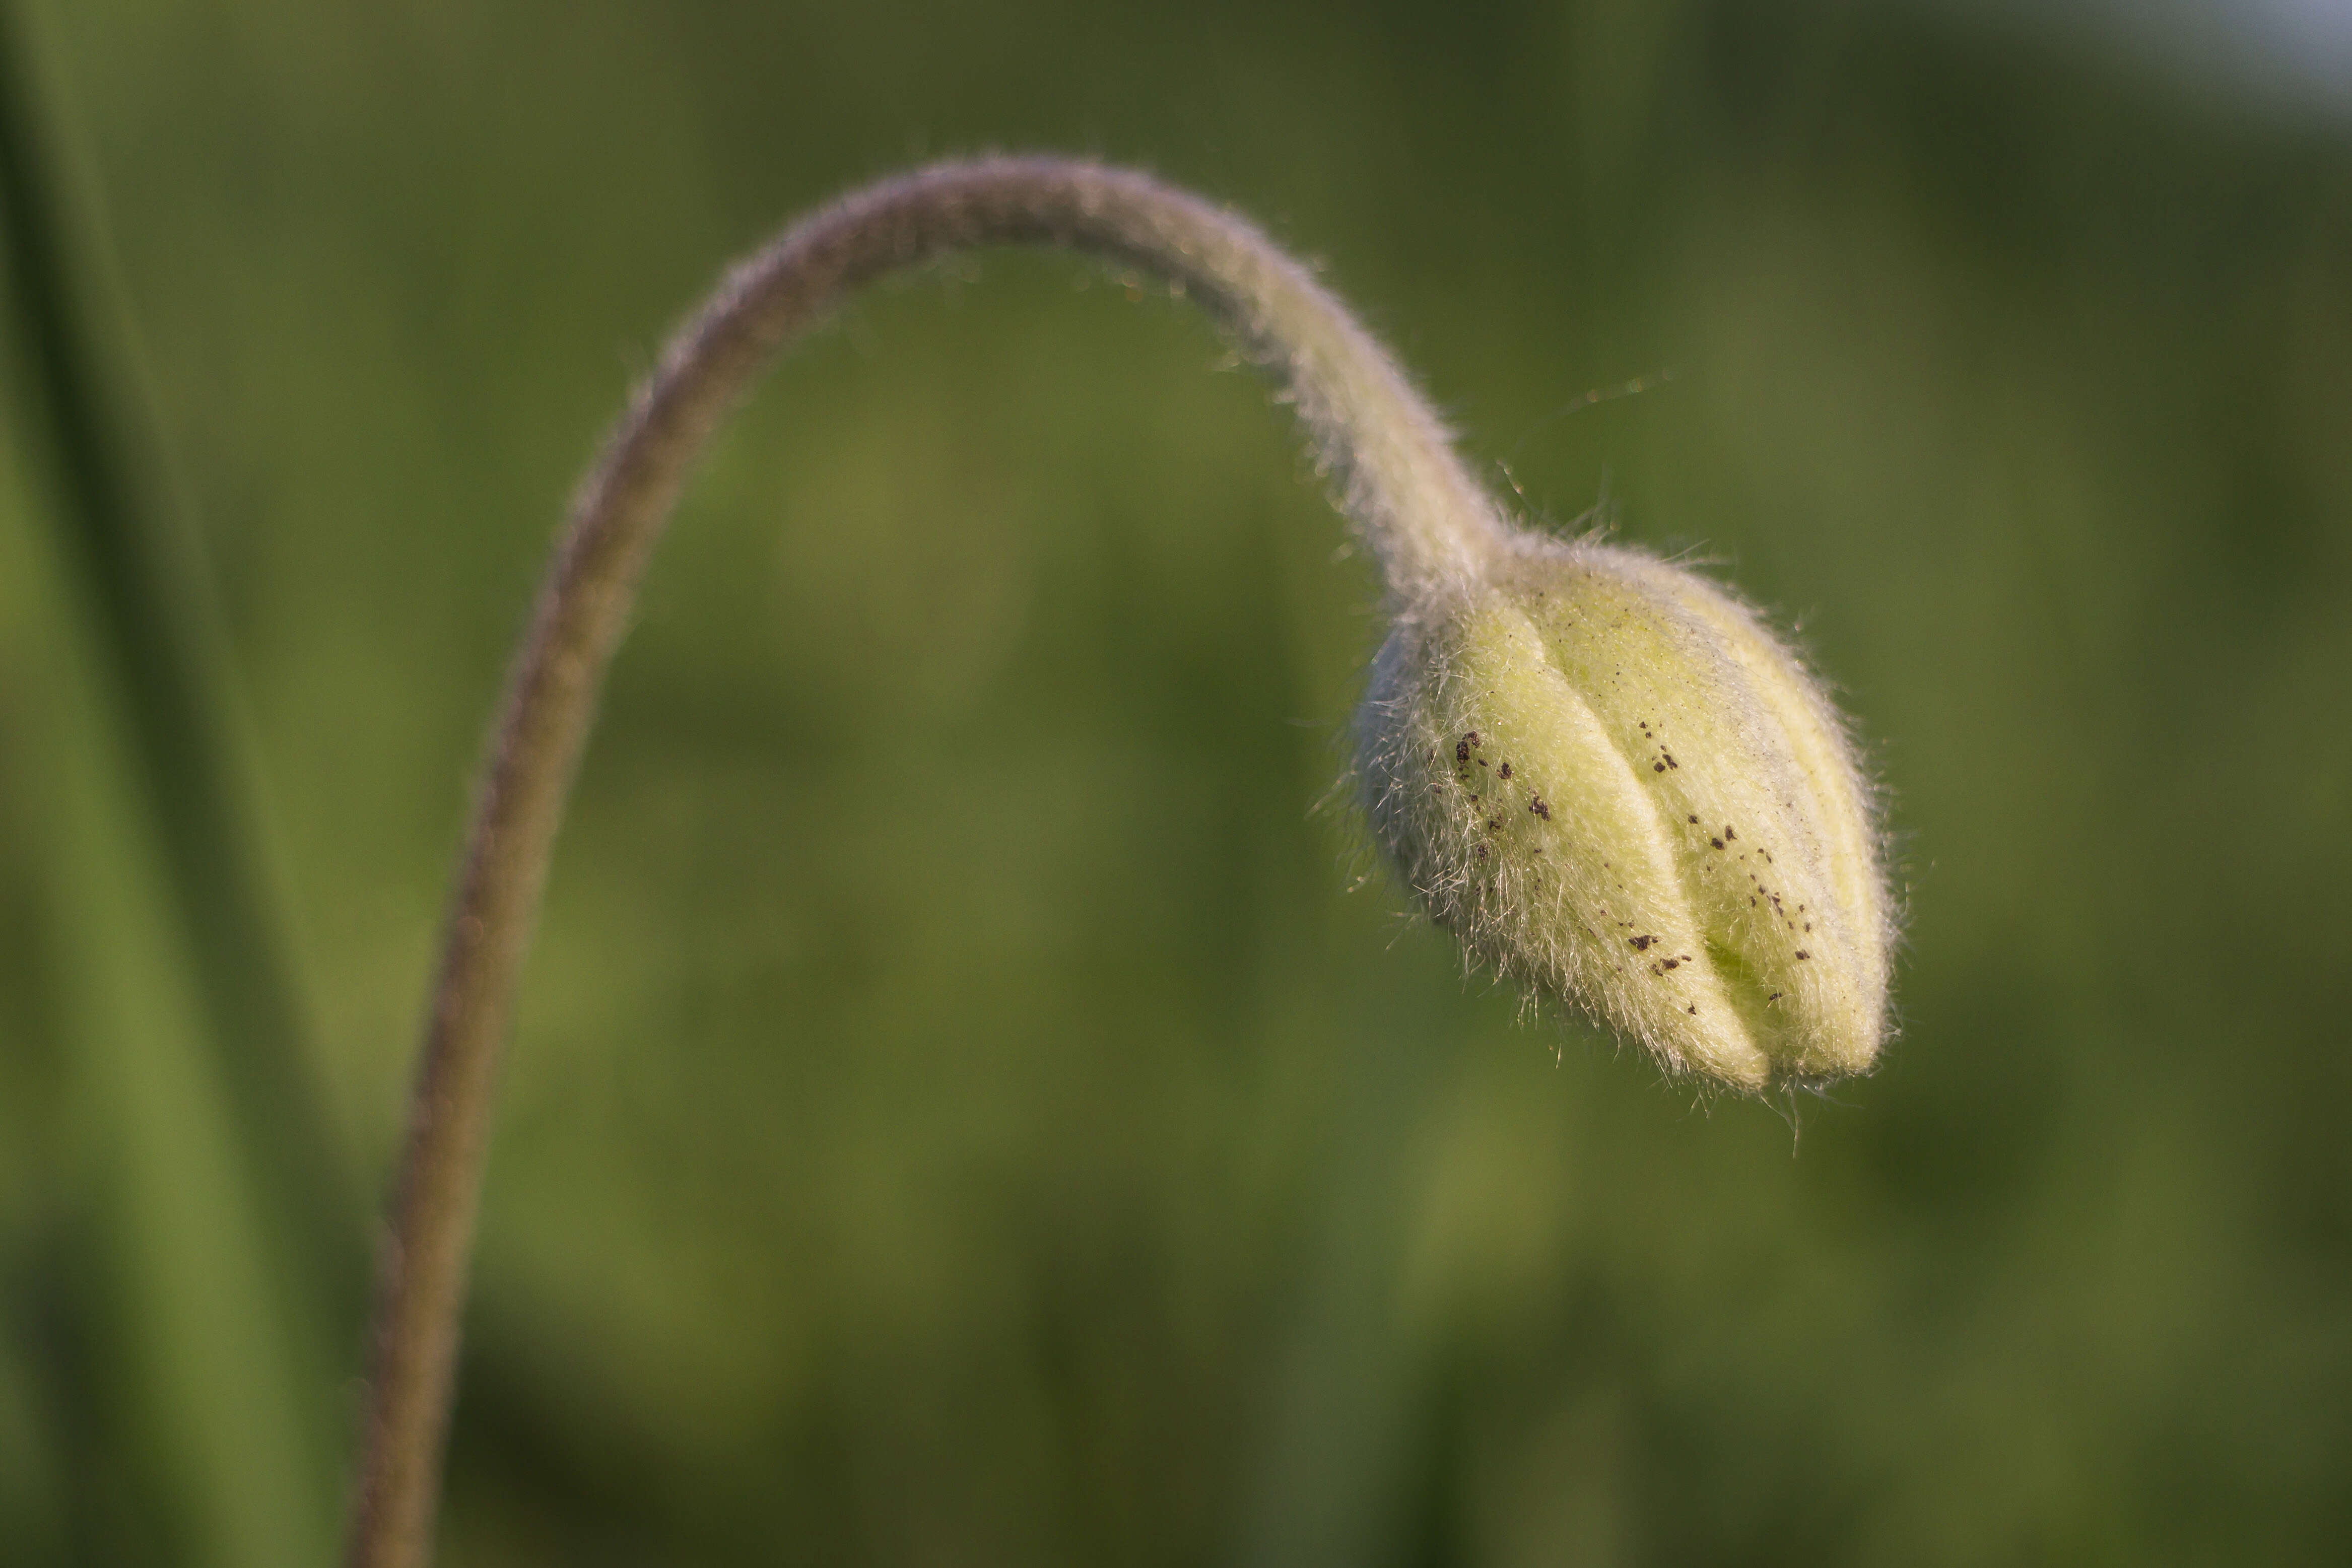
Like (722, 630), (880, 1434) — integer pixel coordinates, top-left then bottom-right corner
(3, 0), (2348, 1562)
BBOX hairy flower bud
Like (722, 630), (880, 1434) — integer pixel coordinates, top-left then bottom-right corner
(1360, 537), (1892, 1090)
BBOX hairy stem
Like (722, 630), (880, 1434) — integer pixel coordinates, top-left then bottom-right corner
(345, 155), (1510, 1568)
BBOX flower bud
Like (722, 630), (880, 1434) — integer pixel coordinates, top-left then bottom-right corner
(1359, 538), (1892, 1090)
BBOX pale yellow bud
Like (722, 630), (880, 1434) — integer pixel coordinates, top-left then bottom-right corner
(1360, 537), (1893, 1091)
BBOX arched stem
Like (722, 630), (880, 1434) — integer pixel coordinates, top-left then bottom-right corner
(344, 155), (1511, 1568)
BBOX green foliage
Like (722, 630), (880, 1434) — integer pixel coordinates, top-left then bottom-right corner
(2, 0), (2348, 1562)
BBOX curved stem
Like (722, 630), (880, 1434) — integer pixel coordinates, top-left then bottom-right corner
(344, 155), (1512, 1568)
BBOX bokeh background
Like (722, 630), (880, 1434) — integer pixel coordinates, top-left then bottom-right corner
(3, 1), (2349, 1563)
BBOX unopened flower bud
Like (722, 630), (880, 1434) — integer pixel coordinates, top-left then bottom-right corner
(1360, 537), (1892, 1090)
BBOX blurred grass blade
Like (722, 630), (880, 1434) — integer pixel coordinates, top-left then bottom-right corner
(20, 599), (340, 1567)
(0, 7), (356, 1288)
(0, 7), (354, 1561)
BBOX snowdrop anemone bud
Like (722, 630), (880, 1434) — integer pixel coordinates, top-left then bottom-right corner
(1360, 536), (1894, 1091)
(349, 158), (1902, 1568)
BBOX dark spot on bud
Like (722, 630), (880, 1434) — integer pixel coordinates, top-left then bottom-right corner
(1724, 827), (1736, 840)
(1795, 949), (1810, 961)
(1710, 838), (1724, 850)
(1767, 992), (1782, 1003)
(1664, 753), (1679, 769)
(1530, 796), (1551, 820)
(1687, 1004), (1698, 1015)
(1653, 762), (1665, 773)
(1465, 731), (1482, 746)
(1498, 763), (1512, 779)
(1474, 844), (1487, 860)
(1688, 813), (1699, 824)
(1479, 758), (1489, 767)
(1456, 740), (1470, 763)
(1629, 935), (1655, 951)
(1661, 958), (1681, 971)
